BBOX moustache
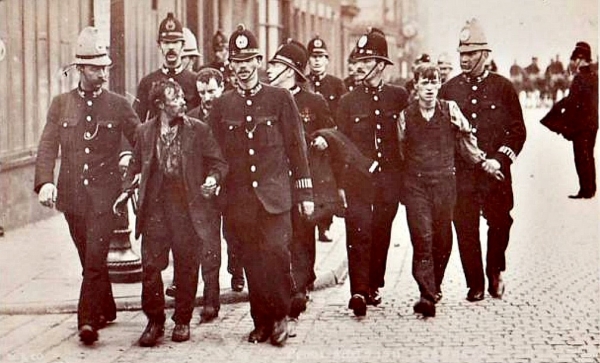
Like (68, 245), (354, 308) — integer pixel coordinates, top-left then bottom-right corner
(166, 50), (178, 58)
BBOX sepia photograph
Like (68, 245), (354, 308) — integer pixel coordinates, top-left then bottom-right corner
(0, 0), (598, 362)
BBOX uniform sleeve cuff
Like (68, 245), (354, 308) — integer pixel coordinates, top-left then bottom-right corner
(295, 178), (313, 189)
(497, 146), (517, 163)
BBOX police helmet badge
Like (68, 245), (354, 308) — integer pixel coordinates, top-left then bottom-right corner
(236, 35), (249, 49)
(357, 35), (368, 48)
(313, 39), (323, 48)
(459, 28), (470, 42)
(165, 19), (176, 31)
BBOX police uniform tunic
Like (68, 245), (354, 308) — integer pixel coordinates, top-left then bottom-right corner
(336, 82), (409, 298)
(209, 83), (313, 326)
(439, 71), (526, 291)
(134, 66), (201, 122)
(288, 86), (336, 305)
(308, 73), (346, 116)
(34, 87), (140, 329)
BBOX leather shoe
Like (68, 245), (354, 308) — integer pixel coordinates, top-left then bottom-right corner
(466, 288), (485, 302)
(413, 298), (436, 317)
(231, 275), (245, 292)
(289, 292), (307, 317)
(78, 324), (98, 345)
(171, 324), (190, 342)
(199, 306), (219, 324)
(138, 320), (164, 347)
(367, 289), (382, 306)
(488, 273), (505, 299)
(569, 193), (594, 199)
(270, 318), (288, 346)
(165, 284), (177, 298)
(248, 324), (272, 343)
(348, 294), (367, 317)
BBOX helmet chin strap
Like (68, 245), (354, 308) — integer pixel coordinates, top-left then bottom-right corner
(358, 61), (380, 84)
(268, 65), (289, 85)
(466, 52), (486, 77)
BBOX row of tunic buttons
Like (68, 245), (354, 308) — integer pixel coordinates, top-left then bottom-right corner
(83, 99), (93, 186)
(373, 94), (384, 172)
(245, 98), (258, 188)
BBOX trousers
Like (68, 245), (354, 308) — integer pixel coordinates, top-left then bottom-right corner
(64, 210), (117, 329)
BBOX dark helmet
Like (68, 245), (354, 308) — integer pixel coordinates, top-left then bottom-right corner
(157, 12), (184, 43)
(228, 24), (261, 61)
(268, 39), (308, 81)
(351, 27), (393, 65)
(414, 53), (431, 65)
(307, 35), (329, 57)
(571, 41), (592, 62)
(212, 29), (228, 52)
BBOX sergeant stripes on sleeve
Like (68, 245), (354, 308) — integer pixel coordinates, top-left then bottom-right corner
(295, 178), (313, 189)
(498, 145), (517, 162)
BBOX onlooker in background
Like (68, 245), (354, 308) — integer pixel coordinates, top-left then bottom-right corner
(437, 52), (454, 83)
(113, 79), (227, 346)
(181, 27), (201, 72)
(134, 13), (200, 122)
(540, 42), (598, 199)
(439, 18), (526, 303)
(34, 27), (140, 345)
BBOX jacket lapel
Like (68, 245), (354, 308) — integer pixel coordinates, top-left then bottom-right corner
(181, 116), (196, 178)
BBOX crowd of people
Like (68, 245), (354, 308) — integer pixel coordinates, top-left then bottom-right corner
(33, 12), (596, 349)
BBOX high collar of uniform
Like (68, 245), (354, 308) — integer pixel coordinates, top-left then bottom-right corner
(161, 64), (184, 76)
(236, 82), (263, 98)
(362, 80), (384, 94)
(309, 72), (325, 82)
(462, 70), (489, 83)
(289, 85), (302, 96)
(77, 84), (103, 98)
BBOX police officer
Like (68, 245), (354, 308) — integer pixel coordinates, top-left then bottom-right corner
(306, 35), (346, 117)
(34, 27), (140, 345)
(134, 12), (201, 122)
(439, 18), (526, 302)
(335, 27), (409, 317)
(344, 50), (359, 92)
(541, 42), (598, 199)
(208, 24), (314, 346)
(306, 35), (346, 241)
(181, 27), (201, 72)
(266, 39), (337, 336)
(202, 29), (234, 91)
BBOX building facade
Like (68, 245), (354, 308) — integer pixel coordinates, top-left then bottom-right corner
(0, 0), (357, 230)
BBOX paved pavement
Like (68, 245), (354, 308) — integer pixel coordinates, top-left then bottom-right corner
(0, 213), (347, 314)
(0, 107), (599, 363)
